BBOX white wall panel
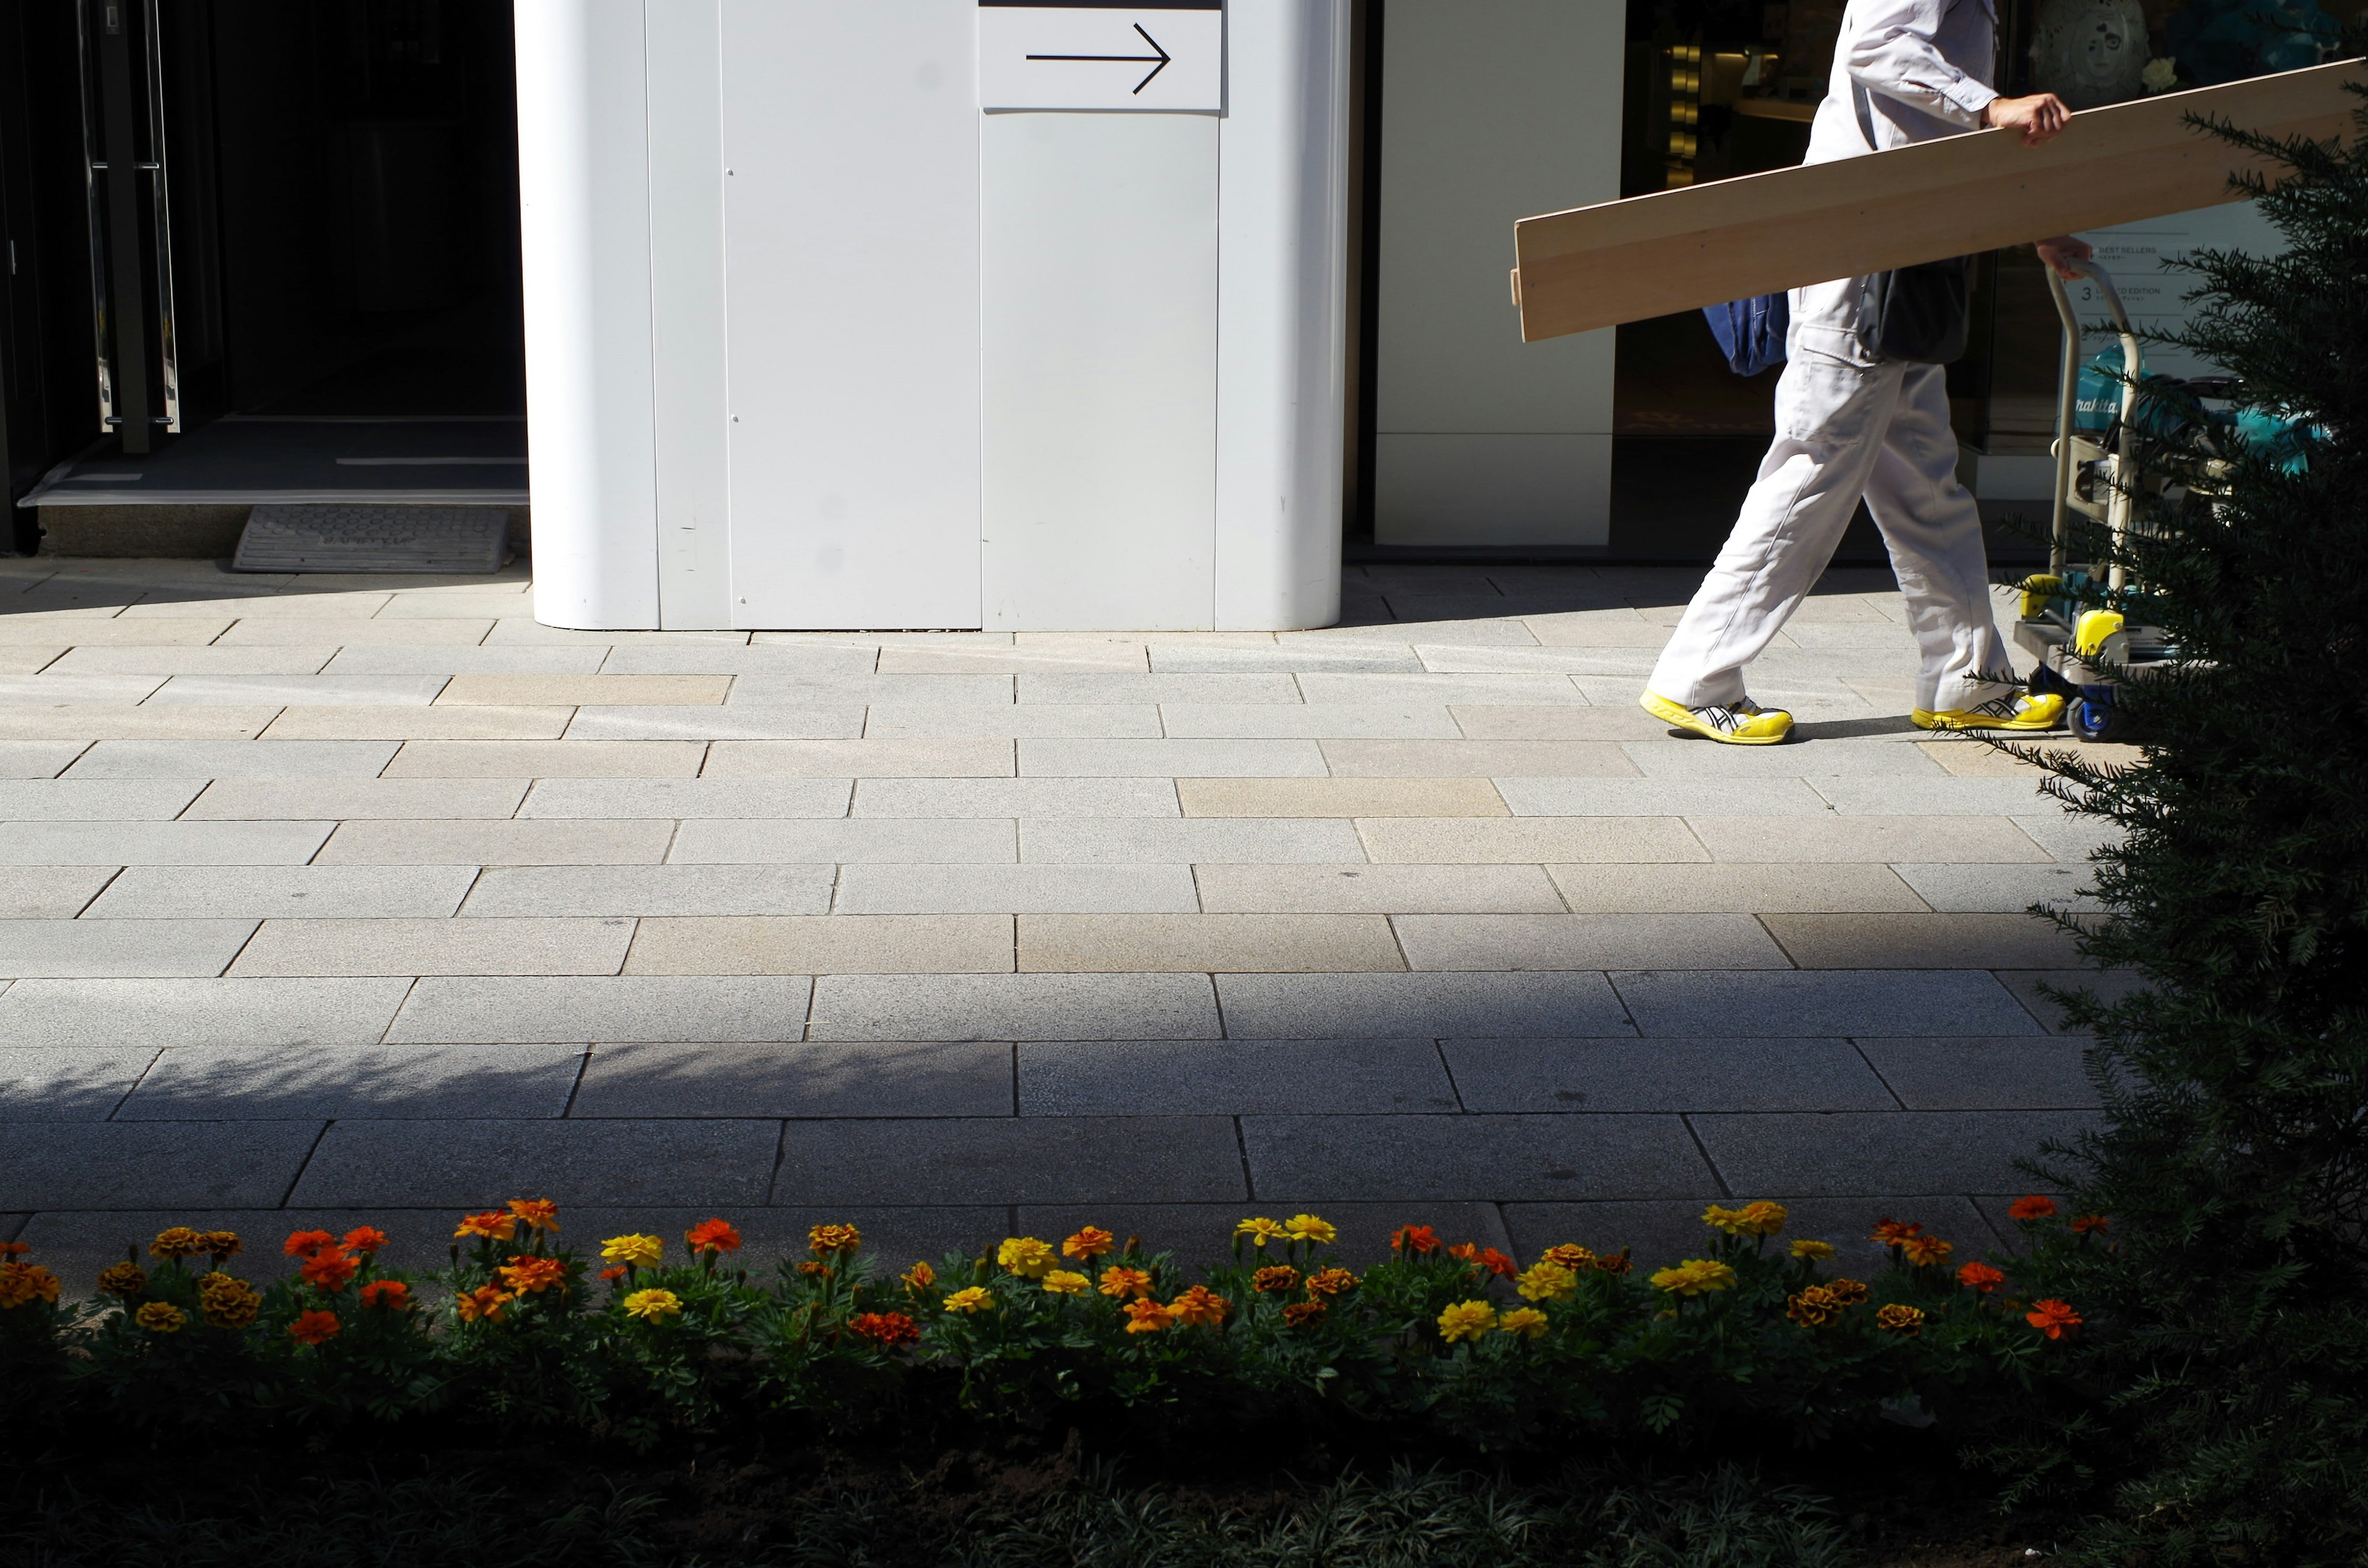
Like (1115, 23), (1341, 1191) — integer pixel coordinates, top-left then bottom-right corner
(720, 1), (982, 629)
(980, 113), (1219, 631)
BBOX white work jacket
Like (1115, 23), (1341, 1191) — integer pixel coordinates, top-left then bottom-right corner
(1803, 0), (2002, 165)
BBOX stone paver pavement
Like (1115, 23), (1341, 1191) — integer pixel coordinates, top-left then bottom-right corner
(0, 556), (2134, 1283)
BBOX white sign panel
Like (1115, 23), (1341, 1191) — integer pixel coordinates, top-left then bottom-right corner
(978, 3), (1223, 112)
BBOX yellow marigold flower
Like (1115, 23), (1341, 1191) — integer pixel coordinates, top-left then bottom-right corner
(1515, 1262), (1577, 1303)
(1097, 1265), (1154, 1299)
(1790, 1239), (1837, 1260)
(808, 1223), (862, 1257)
(134, 1302), (186, 1333)
(1498, 1307), (1550, 1339)
(1541, 1244), (1595, 1271)
(1650, 1258), (1738, 1297)
(995, 1237), (1056, 1280)
(623, 1288), (683, 1322)
(601, 1234), (664, 1268)
(1437, 1299), (1497, 1344)
(1041, 1270), (1090, 1295)
(1062, 1226), (1117, 1261)
(901, 1261), (937, 1293)
(1283, 1213), (1337, 1246)
(1875, 1302), (1926, 1337)
(944, 1286), (994, 1315)
(0, 1263), (62, 1308)
(1235, 1217), (1287, 1248)
(97, 1262), (149, 1299)
(148, 1227), (207, 1260)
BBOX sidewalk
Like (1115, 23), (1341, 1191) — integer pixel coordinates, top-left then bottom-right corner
(0, 556), (2127, 1284)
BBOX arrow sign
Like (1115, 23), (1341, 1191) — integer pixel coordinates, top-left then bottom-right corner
(1026, 22), (1173, 96)
(978, 4), (1223, 113)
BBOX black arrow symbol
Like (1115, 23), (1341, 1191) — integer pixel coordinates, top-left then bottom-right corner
(1026, 22), (1172, 94)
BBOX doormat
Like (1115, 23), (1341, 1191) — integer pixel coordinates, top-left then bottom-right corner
(231, 505), (513, 573)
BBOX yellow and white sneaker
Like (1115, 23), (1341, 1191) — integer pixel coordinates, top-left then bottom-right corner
(1640, 691), (1794, 745)
(1912, 691), (2067, 732)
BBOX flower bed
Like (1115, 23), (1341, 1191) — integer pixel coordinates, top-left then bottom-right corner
(0, 1197), (2106, 1451)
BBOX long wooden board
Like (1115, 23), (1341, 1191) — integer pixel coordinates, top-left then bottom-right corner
(1513, 60), (2364, 342)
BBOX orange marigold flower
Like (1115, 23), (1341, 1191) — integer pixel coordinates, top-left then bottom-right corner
(149, 1226), (207, 1260)
(1898, 1234), (1955, 1268)
(197, 1274), (260, 1328)
(1305, 1266), (1358, 1298)
(1825, 1277), (1870, 1307)
(288, 1308), (342, 1345)
(2069, 1214), (2110, 1236)
(1098, 1265), (1154, 1300)
(598, 1265), (628, 1283)
(340, 1226), (388, 1255)
(283, 1228), (338, 1258)
(300, 1249), (360, 1291)
(498, 1255), (567, 1295)
(1874, 1303), (1925, 1337)
(0, 1242), (25, 1257)
(901, 1261), (937, 1293)
(1478, 1247), (1518, 1278)
(1541, 1244), (1595, 1271)
(1063, 1226), (1117, 1261)
(797, 1260), (832, 1278)
(134, 1302), (187, 1333)
(1870, 1218), (1923, 1246)
(197, 1230), (243, 1258)
(849, 1311), (920, 1348)
(1169, 1284), (1229, 1328)
(97, 1262), (149, 1299)
(507, 1199), (561, 1233)
(1122, 1299), (1174, 1333)
(1391, 1225), (1440, 1255)
(685, 1218), (742, 1254)
(2008, 1195), (2059, 1222)
(1447, 1241), (1479, 1263)
(808, 1223), (862, 1257)
(455, 1285), (511, 1323)
(1786, 1286), (1843, 1327)
(1957, 1262), (2008, 1294)
(455, 1211), (516, 1243)
(2026, 1299), (2082, 1339)
(1252, 1265), (1301, 1294)
(1282, 1300), (1328, 1328)
(359, 1279), (412, 1311)
(0, 1262), (64, 1308)
(1594, 1249), (1635, 1276)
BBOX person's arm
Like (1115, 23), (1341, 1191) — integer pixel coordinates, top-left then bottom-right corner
(1841, 0), (1999, 129)
(2035, 234), (2095, 279)
(1983, 93), (2073, 146)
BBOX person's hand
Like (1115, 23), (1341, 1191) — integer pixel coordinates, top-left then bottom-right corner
(2036, 234), (2094, 280)
(1983, 92), (2072, 146)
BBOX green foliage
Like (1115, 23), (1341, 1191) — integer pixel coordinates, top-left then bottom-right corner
(2000, 88), (2368, 1565)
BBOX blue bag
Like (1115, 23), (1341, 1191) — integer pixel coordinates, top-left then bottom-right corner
(1703, 291), (1789, 377)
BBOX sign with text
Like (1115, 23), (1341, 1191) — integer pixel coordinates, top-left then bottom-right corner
(978, 2), (1222, 112)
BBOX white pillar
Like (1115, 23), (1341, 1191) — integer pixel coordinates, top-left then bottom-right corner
(515, 0), (659, 629)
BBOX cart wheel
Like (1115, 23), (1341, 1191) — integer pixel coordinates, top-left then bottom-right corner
(2072, 695), (2121, 743)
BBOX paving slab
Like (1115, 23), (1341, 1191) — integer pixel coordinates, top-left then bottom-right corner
(671, 818), (1015, 866)
(853, 778), (1179, 818)
(0, 1046), (160, 1120)
(1019, 673), (1301, 704)
(2010, 811), (2125, 863)
(0, 741), (87, 778)
(774, 1116), (1246, 1205)
(1241, 1113), (1711, 1202)
(316, 818), (675, 866)
(1319, 739), (1639, 778)
(0, 778), (207, 819)
(1809, 776), (2060, 816)
(1759, 911), (2089, 969)
(571, 1041), (1014, 1118)
(265, 705), (577, 740)
(808, 972), (1220, 1041)
(1502, 1195), (2003, 1275)
(866, 704), (1159, 739)
(62, 739), (398, 778)
(0, 866), (117, 918)
(836, 864), (1199, 914)
(1193, 863), (1565, 914)
(1688, 815), (2050, 863)
(1442, 1038), (1896, 1113)
(459, 864), (836, 917)
(1495, 777), (1834, 816)
(0, 918), (255, 978)
(1, 1121), (327, 1209)
(595, 642), (877, 676)
(147, 674), (448, 707)
(519, 777), (852, 818)
(1178, 777), (1506, 818)
(726, 675), (1016, 708)
(1450, 704), (1675, 740)
(1854, 1037), (2102, 1110)
(1018, 913), (1404, 972)
(84, 865), (477, 920)
(216, 617), (496, 646)
(1215, 971), (1634, 1038)
(323, 646), (606, 675)
(1019, 818), (1366, 865)
(0, 673), (167, 704)
(53, 646), (336, 675)
(387, 975), (813, 1043)
(0, 820), (333, 866)
(1295, 673), (1592, 705)
(702, 739), (1015, 778)
(1613, 968), (2044, 1036)
(0, 617), (231, 646)
(381, 740), (707, 778)
(438, 673), (730, 707)
(181, 778), (528, 821)
(1019, 739), (1327, 777)
(1159, 703), (1461, 740)
(0, 705), (284, 741)
(1018, 1039), (1455, 1115)
(1392, 913), (1790, 971)
(230, 916), (635, 977)
(1690, 1110), (2099, 1196)
(1991, 968), (2151, 1033)
(562, 705), (865, 741)
(1358, 816), (1706, 864)
(0, 975), (411, 1046)
(1620, 737), (1947, 778)
(1891, 861), (2102, 913)
(117, 1043), (586, 1119)
(877, 644), (1148, 675)
(626, 915), (1015, 975)
(1150, 645), (1423, 674)
(1547, 863), (1928, 913)
(292, 1119), (784, 1207)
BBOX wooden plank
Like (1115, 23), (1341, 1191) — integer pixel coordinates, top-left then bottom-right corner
(1513, 61), (2364, 343)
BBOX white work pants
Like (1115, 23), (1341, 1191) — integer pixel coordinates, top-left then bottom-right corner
(1647, 279), (2015, 714)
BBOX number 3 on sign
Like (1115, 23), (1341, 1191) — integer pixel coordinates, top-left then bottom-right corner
(977, 1), (1225, 113)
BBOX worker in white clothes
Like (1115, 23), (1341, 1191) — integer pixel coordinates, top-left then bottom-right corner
(1640, 0), (2094, 744)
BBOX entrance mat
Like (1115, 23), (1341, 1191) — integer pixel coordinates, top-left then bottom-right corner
(232, 504), (512, 574)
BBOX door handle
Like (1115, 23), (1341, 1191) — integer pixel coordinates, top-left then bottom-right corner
(142, 0), (179, 435)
